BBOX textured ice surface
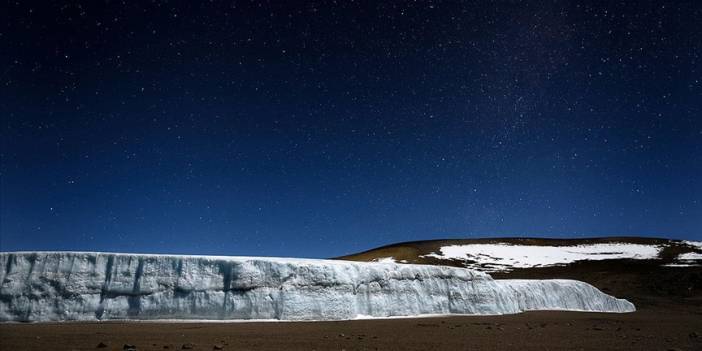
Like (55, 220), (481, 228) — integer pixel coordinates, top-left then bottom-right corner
(423, 243), (661, 271)
(0, 252), (634, 322)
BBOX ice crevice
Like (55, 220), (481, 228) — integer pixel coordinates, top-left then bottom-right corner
(0, 252), (635, 322)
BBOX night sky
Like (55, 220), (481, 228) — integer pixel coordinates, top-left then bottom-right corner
(1, 1), (701, 258)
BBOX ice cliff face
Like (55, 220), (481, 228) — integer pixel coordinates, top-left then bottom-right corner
(0, 252), (634, 322)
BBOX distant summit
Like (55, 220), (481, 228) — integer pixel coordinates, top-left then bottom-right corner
(338, 237), (701, 271)
(337, 237), (702, 307)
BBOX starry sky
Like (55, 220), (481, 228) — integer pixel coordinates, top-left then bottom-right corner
(1, 1), (701, 258)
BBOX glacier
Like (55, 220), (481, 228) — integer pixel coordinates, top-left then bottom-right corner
(0, 252), (634, 322)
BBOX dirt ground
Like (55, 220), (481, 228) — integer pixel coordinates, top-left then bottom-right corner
(1, 306), (701, 351)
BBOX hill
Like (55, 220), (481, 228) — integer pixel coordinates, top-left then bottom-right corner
(337, 237), (702, 308)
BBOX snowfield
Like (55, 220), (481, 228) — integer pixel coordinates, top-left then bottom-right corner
(422, 243), (662, 272)
(678, 252), (702, 261)
(674, 241), (702, 265)
(0, 252), (634, 322)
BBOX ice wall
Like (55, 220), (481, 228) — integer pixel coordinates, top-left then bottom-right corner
(0, 252), (634, 322)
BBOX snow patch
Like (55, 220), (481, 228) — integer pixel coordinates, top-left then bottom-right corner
(678, 252), (702, 260)
(682, 241), (702, 250)
(373, 257), (397, 263)
(422, 243), (662, 272)
(663, 263), (701, 268)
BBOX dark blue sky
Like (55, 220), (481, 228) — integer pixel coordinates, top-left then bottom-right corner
(1, 1), (701, 258)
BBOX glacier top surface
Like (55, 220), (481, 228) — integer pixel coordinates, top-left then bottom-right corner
(1, 251), (387, 266)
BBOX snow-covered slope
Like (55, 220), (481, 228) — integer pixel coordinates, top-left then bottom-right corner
(422, 243), (662, 272)
(0, 252), (634, 322)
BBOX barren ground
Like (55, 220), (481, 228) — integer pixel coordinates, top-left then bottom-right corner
(1, 306), (701, 350)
